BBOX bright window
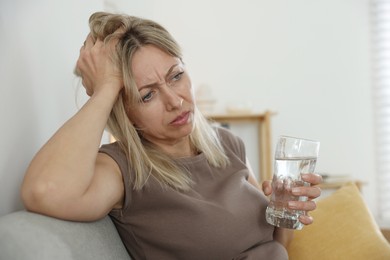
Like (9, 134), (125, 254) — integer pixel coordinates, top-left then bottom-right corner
(372, 0), (390, 221)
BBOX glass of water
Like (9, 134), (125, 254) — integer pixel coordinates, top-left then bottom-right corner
(265, 136), (320, 230)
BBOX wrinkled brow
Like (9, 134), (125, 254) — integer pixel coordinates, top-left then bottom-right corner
(138, 63), (183, 90)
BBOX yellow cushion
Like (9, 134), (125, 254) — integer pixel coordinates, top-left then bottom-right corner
(287, 182), (390, 260)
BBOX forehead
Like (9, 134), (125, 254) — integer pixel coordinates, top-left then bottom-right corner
(131, 45), (180, 85)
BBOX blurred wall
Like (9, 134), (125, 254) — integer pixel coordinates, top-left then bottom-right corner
(0, 0), (376, 219)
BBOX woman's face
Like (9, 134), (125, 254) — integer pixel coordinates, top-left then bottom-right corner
(129, 45), (195, 148)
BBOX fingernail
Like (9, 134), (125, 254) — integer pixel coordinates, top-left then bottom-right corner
(292, 187), (300, 194)
(301, 173), (309, 179)
(299, 215), (313, 224)
(288, 201), (298, 209)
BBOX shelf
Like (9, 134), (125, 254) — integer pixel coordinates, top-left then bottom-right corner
(205, 111), (276, 182)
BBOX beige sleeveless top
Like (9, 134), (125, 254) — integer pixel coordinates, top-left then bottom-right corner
(99, 127), (288, 260)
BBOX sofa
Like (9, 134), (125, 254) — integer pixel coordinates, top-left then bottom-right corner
(0, 210), (131, 260)
(0, 182), (390, 260)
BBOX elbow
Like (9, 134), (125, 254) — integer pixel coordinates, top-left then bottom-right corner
(20, 180), (56, 214)
(20, 180), (101, 222)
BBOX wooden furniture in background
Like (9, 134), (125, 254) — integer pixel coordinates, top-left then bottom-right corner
(206, 111), (275, 182)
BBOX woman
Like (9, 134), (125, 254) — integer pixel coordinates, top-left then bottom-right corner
(21, 12), (322, 259)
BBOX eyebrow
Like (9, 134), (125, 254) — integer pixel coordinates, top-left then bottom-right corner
(138, 63), (183, 91)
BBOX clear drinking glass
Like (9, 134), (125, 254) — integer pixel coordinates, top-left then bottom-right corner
(265, 136), (320, 230)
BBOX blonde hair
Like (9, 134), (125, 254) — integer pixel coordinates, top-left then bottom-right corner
(87, 12), (229, 190)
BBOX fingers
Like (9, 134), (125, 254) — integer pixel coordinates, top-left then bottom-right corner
(301, 173), (323, 185)
(288, 200), (316, 226)
(75, 32), (123, 97)
(76, 34), (93, 77)
(288, 200), (317, 211)
(265, 173), (322, 227)
(262, 180), (272, 196)
(299, 214), (314, 225)
(292, 185), (321, 199)
(292, 173), (322, 200)
(84, 33), (95, 49)
(75, 35), (101, 94)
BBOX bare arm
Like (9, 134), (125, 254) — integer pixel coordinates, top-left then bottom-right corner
(21, 35), (124, 221)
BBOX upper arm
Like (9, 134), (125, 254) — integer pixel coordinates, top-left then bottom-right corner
(79, 152), (125, 219)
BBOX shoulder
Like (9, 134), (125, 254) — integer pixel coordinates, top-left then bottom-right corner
(99, 142), (128, 177)
(215, 126), (245, 158)
(100, 142), (126, 162)
(100, 141), (124, 156)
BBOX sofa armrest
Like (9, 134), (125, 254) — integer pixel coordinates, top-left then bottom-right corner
(0, 211), (131, 260)
(287, 183), (390, 260)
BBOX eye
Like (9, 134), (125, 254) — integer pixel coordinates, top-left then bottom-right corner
(173, 71), (184, 81)
(168, 71), (184, 86)
(141, 91), (154, 102)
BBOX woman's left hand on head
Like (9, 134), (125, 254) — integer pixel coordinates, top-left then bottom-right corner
(76, 33), (123, 97)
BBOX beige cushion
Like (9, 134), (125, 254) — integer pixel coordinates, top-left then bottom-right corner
(287, 182), (390, 260)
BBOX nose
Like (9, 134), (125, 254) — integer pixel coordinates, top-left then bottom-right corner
(163, 87), (183, 111)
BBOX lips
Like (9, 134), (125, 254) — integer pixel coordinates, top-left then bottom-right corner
(170, 111), (190, 126)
